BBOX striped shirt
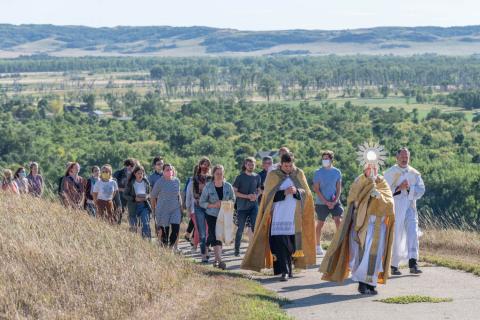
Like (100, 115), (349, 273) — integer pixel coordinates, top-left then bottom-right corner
(151, 176), (181, 213)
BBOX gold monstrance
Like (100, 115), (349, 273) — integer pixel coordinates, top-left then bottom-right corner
(356, 142), (387, 198)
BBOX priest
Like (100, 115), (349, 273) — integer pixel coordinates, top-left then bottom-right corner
(320, 143), (395, 294)
(241, 152), (316, 281)
(384, 147), (425, 275)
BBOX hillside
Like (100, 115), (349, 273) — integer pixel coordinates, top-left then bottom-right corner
(2, 24), (480, 57)
(0, 194), (288, 319)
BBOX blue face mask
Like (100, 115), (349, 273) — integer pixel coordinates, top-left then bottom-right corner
(20, 172), (26, 178)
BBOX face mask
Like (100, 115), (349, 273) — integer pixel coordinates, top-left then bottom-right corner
(101, 172), (111, 180)
(20, 172), (26, 178)
(322, 160), (331, 168)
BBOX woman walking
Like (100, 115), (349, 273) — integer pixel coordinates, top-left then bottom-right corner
(185, 165), (200, 252)
(62, 162), (86, 209)
(14, 167), (30, 194)
(200, 165), (235, 270)
(27, 162), (44, 197)
(191, 157), (212, 262)
(124, 165), (152, 239)
(1, 169), (19, 194)
(151, 164), (182, 249)
(93, 165), (119, 224)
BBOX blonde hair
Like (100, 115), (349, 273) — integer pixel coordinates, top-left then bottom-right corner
(212, 165), (225, 177)
(101, 164), (113, 174)
(3, 169), (13, 181)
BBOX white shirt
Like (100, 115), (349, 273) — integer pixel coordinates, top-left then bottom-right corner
(93, 179), (118, 201)
(133, 180), (147, 196)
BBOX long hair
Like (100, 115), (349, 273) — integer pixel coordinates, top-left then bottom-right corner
(193, 157), (211, 195)
(127, 165), (145, 186)
(2, 169), (13, 183)
(29, 161), (40, 174)
(64, 162), (80, 177)
(14, 167), (25, 179)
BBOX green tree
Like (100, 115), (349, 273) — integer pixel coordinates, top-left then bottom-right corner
(258, 76), (277, 103)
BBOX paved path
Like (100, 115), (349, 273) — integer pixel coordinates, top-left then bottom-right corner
(179, 241), (480, 320)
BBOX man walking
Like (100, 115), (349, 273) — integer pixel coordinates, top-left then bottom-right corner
(233, 157), (262, 256)
(384, 147), (425, 274)
(313, 150), (343, 256)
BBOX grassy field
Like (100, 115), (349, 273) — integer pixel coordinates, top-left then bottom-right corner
(1, 70), (476, 119)
(0, 194), (289, 320)
(256, 96), (475, 120)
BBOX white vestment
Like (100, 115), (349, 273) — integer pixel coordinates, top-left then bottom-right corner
(270, 177), (296, 235)
(384, 165), (425, 267)
(349, 215), (387, 286)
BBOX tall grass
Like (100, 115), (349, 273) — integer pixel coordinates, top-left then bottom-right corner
(0, 193), (288, 319)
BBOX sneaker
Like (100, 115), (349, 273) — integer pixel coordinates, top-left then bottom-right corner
(218, 261), (227, 270)
(391, 266), (402, 275)
(234, 249), (240, 257)
(213, 261), (220, 268)
(201, 257), (209, 264)
(279, 273), (288, 282)
(316, 245), (325, 256)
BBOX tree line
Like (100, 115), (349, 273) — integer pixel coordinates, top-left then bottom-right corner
(0, 94), (479, 226)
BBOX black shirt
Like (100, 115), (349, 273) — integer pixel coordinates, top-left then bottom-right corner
(215, 185), (224, 201)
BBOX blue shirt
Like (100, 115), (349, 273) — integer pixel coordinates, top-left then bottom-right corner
(148, 171), (163, 188)
(312, 167), (342, 205)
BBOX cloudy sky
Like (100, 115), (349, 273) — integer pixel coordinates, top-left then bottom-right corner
(1, 0), (478, 30)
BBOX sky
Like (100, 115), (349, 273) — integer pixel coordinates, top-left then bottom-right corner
(1, 0), (478, 30)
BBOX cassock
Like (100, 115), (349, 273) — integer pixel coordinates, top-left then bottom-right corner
(384, 165), (425, 268)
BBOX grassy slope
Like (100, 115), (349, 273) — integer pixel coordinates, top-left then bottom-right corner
(0, 194), (289, 319)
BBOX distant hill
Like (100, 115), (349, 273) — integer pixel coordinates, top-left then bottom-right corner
(1, 24), (480, 57)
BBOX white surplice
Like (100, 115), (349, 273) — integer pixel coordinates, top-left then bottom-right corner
(384, 165), (425, 267)
(270, 177), (297, 236)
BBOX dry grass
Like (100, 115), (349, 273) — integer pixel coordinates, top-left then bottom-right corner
(0, 194), (288, 319)
(421, 228), (480, 265)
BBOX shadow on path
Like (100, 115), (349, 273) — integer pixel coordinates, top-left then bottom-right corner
(284, 291), (367, 307)
(278, 278), (356, 292)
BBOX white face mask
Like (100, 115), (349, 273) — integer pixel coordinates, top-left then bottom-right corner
(322, 159), (331, 168)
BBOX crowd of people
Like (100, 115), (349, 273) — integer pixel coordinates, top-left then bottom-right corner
(1, 145), (425, 294)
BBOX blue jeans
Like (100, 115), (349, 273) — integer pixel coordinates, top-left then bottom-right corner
(136, 202), (151, 239)
(194, 205), (207, 255)
(235, 204), (258, 251)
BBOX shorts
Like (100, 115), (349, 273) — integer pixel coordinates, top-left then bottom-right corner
(315, 203), (344, 222)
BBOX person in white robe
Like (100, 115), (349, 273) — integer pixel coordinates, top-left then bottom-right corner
(384, 147), (425, 275)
